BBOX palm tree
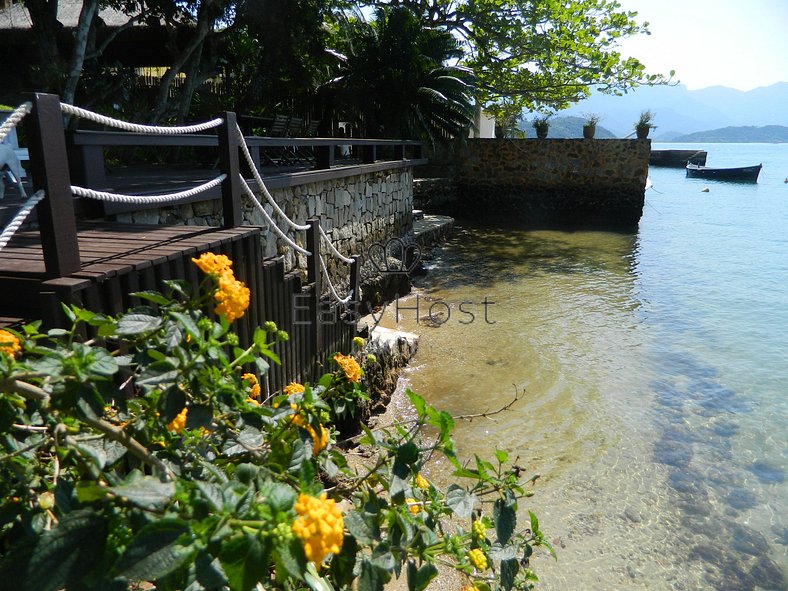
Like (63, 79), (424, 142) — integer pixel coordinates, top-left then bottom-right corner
(325, 7), (475, 142)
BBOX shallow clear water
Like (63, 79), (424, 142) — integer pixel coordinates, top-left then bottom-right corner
(379, 144), (788, 590)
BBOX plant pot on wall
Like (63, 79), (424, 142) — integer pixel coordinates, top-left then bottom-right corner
(583, 124), (596, 139)
(535, 125), (548, 139)
(636, 125), (651, 139)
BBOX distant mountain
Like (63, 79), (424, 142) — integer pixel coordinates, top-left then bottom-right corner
(555, 82), (788, 138)
(519, 116), (618, 138)
(671, 125), (788, 143)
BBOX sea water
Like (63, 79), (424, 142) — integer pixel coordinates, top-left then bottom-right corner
(379, 143), (788, 590)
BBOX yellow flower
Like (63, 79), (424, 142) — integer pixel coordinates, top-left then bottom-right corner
(461, 585), (476, 591)
(192, 252), (233, 277)
(291, 492), (344, 568)
(246, 397), (261, 406)
(415, 473), (429, 490)
(405, 497), (421, 515)
(283, 382), (305, 395)
(353, 336), (365, 348)
(242, 373), (261, 399)
(214, 274), (250, 323)
(290, 404), (329, 455)
(472, 520), (486, 541)
(167, 407), (188, 434)
(333, 353), (361, 383)
(0, 330), (21, 359)
(468, 548), (488, 571)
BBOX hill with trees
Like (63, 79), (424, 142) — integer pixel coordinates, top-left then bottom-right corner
(671, 125), (788, 143)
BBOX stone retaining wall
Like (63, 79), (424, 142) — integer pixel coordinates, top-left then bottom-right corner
(453, 139), (650, 227)
(114, 168), (414, 280)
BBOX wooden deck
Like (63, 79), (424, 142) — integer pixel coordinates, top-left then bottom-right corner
(0, 221), (260, 328)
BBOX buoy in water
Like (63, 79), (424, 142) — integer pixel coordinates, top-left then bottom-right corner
(701, 187), (710, 193)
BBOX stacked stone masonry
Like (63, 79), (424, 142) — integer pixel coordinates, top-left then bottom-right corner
(114, 168), (414, 287)
(454, 139), (650, 227)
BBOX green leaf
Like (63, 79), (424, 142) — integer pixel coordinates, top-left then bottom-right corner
(358, 557), (389, 591)
(223, 427), (264, 456)
(195, 480), (224, 511)
(76, 440), (107, 469)
(117, 519), (193, 581)
(109, 476), (175, 510)
(288, 438), (308, 472)
(26, 509), (107, 591)
(170, 311), (201, 340)
(132, 291), (171, 305)
(500, 558), (519, 591)
(344, 511), (376, 545)
(406, 560), (437, 591)
(494, 499), (516, 546)
(265, 483), (296, 512)
(116, 314), (163, 335)
(195, 549), (228, 589)
(329, 534), (357, 588)
(396, 442), (419, 466)
(88, 349), (119, 376)
(495, 449), (509, 464)
(219, 534), (270, 591)
(75, 482), (109, 503)
(304, 562), (336, 591)
(445, 485), (476, 519)
(272, 538), (305, 583)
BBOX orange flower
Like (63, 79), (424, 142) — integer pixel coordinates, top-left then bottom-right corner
(289, 404), (329, 455)
(333, 353), (361, 383)
(0, 330), (21, 359)
(167, 407), (188, 433)
(192, 252), (233, 277)
(242, 373), (261, 399)
(283, 382), (305, 396)
(214, 274), (250, 323)
(292, 493), (344, 568)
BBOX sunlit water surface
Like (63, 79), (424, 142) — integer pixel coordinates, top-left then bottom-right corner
(377, 144), (788, 590)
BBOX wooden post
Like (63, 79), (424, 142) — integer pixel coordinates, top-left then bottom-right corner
(315, 144), (334, 169)
(349, 254), (361, 305)
(361, 144), (376, 164)
(305, 218), (322, 370)
(218, 111), (243, 228)
(28, 93), (81, 278)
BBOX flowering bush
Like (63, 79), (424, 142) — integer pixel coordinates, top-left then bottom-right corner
(0, 254), (550, 591)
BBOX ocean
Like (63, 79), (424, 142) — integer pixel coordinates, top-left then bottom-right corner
(379, 143), (788, 590)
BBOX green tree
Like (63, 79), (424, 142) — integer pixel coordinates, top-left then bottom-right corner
(326, 7), (475, 140)
(353, 0), (673, 116)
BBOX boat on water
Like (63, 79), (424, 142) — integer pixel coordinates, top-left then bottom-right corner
(685, 163), (762, 182)
(650, 149), (707, 167)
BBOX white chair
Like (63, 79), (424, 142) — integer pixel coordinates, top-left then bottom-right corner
(1, 110), (30, 199)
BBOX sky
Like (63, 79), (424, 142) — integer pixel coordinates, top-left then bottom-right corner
(613, 0), (788, 91)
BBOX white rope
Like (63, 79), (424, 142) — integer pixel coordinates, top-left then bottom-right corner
(320, 254), (353, 305)
(60, 103), (223, 135)
(239, 177), (310, 256)
(0, 102), (32, 144)
(234, 124), (310, 231)
(0, 190), (46, 252)
(71, 174), (226, 204)
(318, 225), (354, 264)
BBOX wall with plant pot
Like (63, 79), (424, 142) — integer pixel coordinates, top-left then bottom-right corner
(452, 138), (650, 227)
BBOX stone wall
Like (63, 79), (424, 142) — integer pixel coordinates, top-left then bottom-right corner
(453, 139), (650, 227)
(114, 168), (414, 279)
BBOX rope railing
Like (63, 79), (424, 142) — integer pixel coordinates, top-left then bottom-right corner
(239, 177), (310, 256)
(0, 102), (32, 144)
(318, 225), (354, 264)
(60, 103), (223, 135)
(71, 174), (227, 204)
(0, 190), (46, 252)
(234, 124), (310, 232)
(319, 254), (353, 305)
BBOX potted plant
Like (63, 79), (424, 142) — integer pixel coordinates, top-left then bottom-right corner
(583, 113), (600, 139)
(635, 110), (656, 139)
(532, 114), (551, 139)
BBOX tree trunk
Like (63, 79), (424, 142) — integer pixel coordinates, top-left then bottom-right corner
(24, 0), (65, 92)
(62, 0), (99, 107)
(150, 0), (216, 123)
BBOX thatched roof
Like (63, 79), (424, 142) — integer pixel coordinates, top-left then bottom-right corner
(0, 0), (135, 30)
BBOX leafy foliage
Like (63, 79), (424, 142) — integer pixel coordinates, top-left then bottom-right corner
(0, 259), (549, 591)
